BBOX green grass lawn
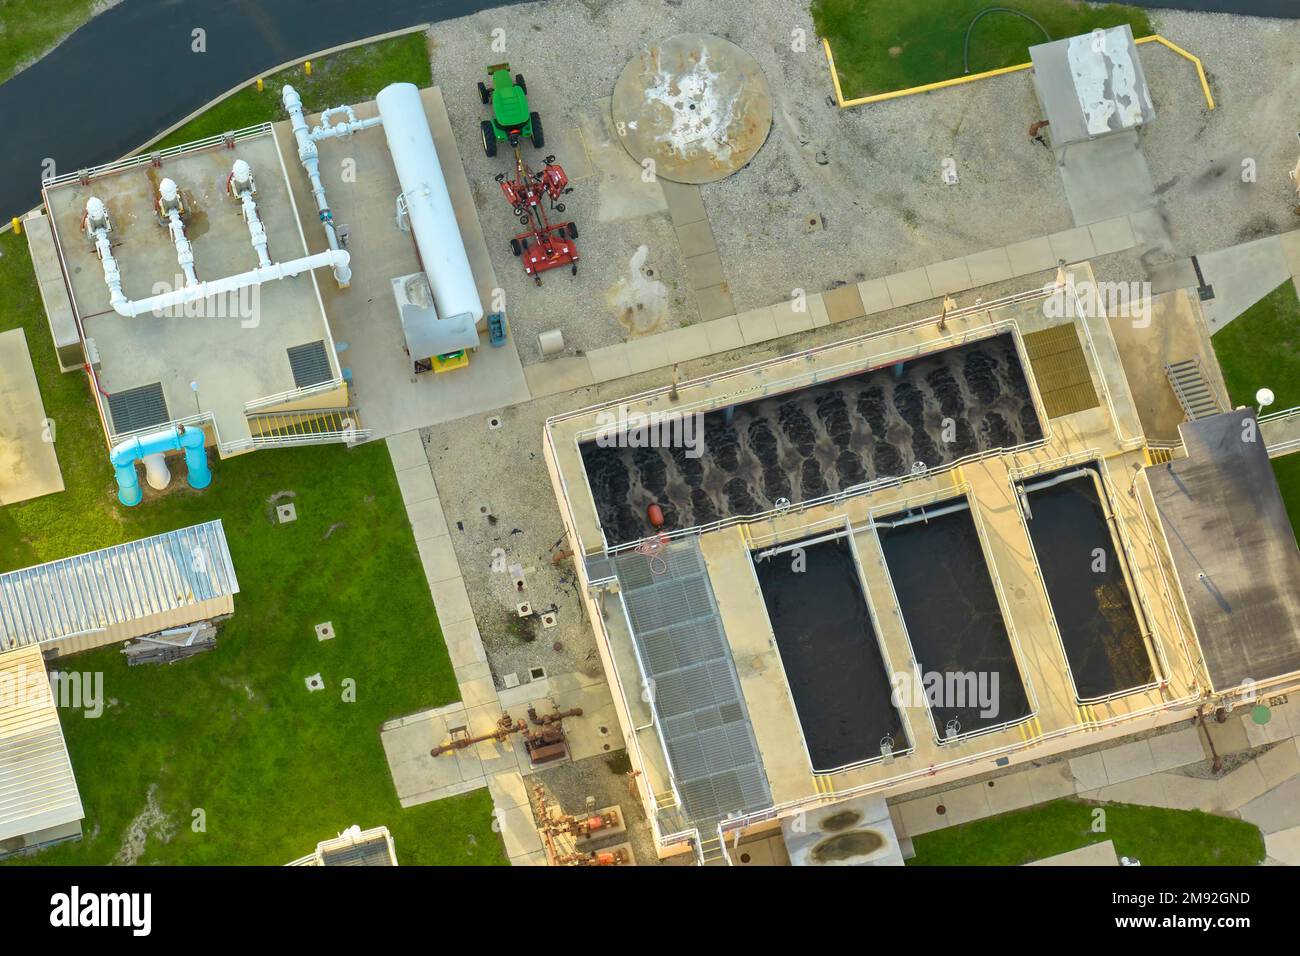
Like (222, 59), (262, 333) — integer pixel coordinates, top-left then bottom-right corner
(151, 32), (430, 150)
(0, 42), (502, 863)
(813, 0), (1154, 100)
(0, 0), (104, 84)
(1211, 279), (1300, 414)
(1271, 454), (1300, 544)
(908, 798), (1265, 866)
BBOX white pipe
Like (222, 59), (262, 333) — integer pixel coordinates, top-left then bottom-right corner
(84, 197), (129, 314)
(112, 248), (349, 317)
(229, 160), (272, 268)
(311, 104), (383, 140)
(282, 84), (351, 286)
(157, 178), (198, 286)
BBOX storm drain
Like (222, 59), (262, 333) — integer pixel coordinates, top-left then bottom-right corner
(107, 382), (169, 435)
(287, 340), (333, 389)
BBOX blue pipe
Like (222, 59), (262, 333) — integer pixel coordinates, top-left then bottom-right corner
(110, 424), (211, 507)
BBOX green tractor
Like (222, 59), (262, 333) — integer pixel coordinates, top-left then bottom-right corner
(478, 62), (544, 157)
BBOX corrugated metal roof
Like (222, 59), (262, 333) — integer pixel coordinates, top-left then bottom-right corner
(0, 520), (239, 651)
(0, 645), (83, 843)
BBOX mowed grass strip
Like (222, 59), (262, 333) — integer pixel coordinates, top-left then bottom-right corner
(812, 0), (1153, 101)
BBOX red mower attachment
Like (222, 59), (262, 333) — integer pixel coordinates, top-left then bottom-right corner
(497, 150), (580, 284)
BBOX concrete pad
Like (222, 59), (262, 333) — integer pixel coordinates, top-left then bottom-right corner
(1147, 257), (1198, 295)
(382, 711), (477, 806)
(497, 804), (544, 859)
(442, 618), (487, 669)
(1069, 752), (1110, 791)
(703, 315), (744, 353)
(986, 772), (1036, 815)
(675, 220), (717, 259)
(660, 180), (708, 227)
(1263, 824), (1300, 866)
(555, 127), (594, 180)
(693, 283), (737, 322)
(736, 306), (778, 345)
(1245, 708), (1296, 748)
(460, 673), (499, 709)
(856, 278), (893, 316)
(1088, 216), (1138, 256)
(1218, 760), (1270, 810)
(1279, 228), (1300, 277)
(1095, 774), (1171, 808)
(1057, 130), (1157, 226)
(896, 796), (949, 837)
(822, 284), (865, 324)
(1199, 235), (1291, 333)
(385, 430), (427, 472)
(407, 494), (449, 542)
(429, 577), (475, 626)
(523, 355), (594, 398)
(1048, 226), (1097, 264)
(1205, 717), (1251, 756)
(512, 849), (550, 866)
(395, 464), (439, 506)
(624, 335), (671, 375)
(1100, 739), (1156, 785)
(885, 267), (934, 308)
(925, 258), (973, 296)
(0, 329), (63, 506)
(586, 344), (632, 383)
(662, 324), (713, 364)
(1148, 727), (1206, 771)
(1023, 763), (1077, 803)
(417, 535), (461, 585)
(964, 247), (1014, 287)
(938, 782), (992, 826)
(808, 293), (830, 328)
(772, 301), (815, 337)
(1152, 772), (1224, 813)
(1006, 237), (1056, 276)
(1027, 840), (1118, 866)
(684, 252), (725, 291)
(488, 771), (532, 811)
(1254, 739), (1300, 789)
(1238, 775), (1300, 833)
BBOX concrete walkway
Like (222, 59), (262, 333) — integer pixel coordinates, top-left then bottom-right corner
(523, 213), (1141, 398)
(1198, 232), (1300, 333)
(891, 696), (1300, 864)
(0, 328), (63, 505)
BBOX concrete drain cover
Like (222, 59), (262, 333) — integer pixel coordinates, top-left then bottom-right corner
(315, 621), (335, 642)
(277, 503), (297, 524)
(611, 33), (772, 184)
(305, 673), (325, 692)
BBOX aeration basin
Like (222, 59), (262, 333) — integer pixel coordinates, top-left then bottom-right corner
(752, 535), (907, 771)
(1019, 465), (1154, 700)
(581, 334), (1041, 546)
(877, 497), (1031, 739)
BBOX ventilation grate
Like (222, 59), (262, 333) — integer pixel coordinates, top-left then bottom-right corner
(107, 382), (169, 434)
(287, 341), (333, 389)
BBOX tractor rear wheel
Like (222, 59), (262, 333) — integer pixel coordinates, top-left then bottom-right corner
(529, 112), (545, 149)
(515, 74), (527, 93)
(567, 222), (579, 240)
(477, 81), (490, 105)
(480, 121), (497, 157)
(510, 238), (522, 257)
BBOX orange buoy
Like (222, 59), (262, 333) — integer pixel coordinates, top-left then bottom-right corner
(647, 503), (664, 528)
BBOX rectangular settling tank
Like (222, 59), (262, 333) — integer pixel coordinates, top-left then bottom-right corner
(752, 535), (907, 771)
(876, 497), (1031, 739)
(581, 333), (1042, 545)
(1019, 465), (1154, 700)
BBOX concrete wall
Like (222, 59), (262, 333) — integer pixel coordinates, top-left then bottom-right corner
(0, 819), (82, 860)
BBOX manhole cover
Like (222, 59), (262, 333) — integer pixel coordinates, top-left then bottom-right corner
(611, 33), (772, 184)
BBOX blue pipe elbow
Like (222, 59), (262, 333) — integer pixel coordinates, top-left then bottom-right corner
(108, 424), (211, 506)
(179, 425), (211, 489)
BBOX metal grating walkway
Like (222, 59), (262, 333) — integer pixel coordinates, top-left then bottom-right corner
(106, 382), (169, 435)
(287, 340), (333, 389)
(612, 539), (771, 833)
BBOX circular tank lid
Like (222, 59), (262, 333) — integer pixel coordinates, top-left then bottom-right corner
(611, 33), (773, 184)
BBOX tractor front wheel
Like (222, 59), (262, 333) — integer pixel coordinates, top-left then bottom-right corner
(480, 121), (497, 157)
(529, 112), (545, 149)
(515, 74), (527, 93)
(510, 238), (522, 257)
(567, 222), (579, 240)
(477, 81), (490, 105)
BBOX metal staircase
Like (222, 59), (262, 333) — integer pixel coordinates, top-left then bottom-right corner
(694, 823), (731, 866)
(246, 406), (370, 446)
(1164, 359), (1221, 422)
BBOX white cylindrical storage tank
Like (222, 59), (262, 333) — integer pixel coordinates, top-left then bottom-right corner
(377, 82), (482, 325)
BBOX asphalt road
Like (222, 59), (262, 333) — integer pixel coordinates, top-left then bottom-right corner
(1123, 0), (1298, 15)
(1, 0), (519, 220)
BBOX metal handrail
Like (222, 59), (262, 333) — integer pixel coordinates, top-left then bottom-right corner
(244, 377), (345, 413)
(43, 124), (272, 190)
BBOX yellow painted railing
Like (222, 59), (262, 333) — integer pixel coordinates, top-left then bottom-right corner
(823, 34), (1214, 111)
